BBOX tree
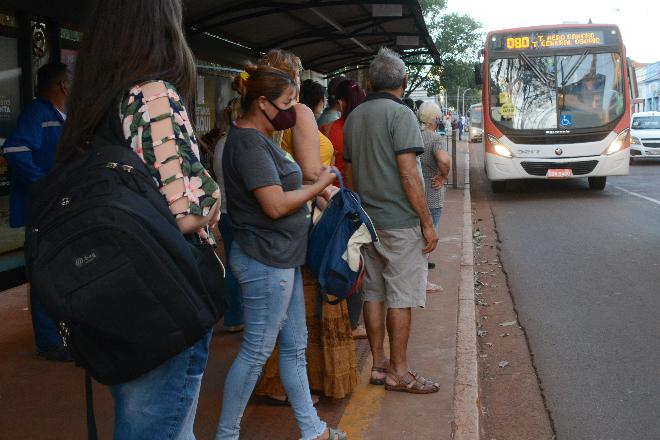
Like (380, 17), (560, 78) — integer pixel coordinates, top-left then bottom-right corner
(405, 1), (484, 104)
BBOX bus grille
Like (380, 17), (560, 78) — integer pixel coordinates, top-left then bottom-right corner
(521, 160), (599, 176)
(642, 142), (660, 149)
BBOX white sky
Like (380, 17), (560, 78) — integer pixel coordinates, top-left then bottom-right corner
(446, 0), (659, 63)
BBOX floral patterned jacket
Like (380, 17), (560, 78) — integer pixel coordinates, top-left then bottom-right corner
(119, 80), (219, 243)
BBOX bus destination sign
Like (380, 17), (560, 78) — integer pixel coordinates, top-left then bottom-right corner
(492, 29), (612, 51)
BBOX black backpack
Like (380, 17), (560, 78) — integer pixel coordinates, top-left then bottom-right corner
(24, 116), (227, 386)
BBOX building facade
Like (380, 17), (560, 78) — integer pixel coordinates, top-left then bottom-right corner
(635, 61), (660, 112)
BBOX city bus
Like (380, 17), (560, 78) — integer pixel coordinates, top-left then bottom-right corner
(477, 24), (638, 191)
(468, 103), (483, 142)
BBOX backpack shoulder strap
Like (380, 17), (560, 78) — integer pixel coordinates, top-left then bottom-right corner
(85, 371), (98, 440)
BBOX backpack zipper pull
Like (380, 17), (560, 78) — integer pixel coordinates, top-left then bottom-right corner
(58, 321), (70, 348)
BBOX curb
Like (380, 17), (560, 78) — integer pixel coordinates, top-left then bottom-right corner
(452, 143), (480, 439)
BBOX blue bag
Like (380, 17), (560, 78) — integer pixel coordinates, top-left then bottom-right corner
(306, 172), (377, 304)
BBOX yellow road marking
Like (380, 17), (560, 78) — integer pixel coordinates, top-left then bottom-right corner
(338, 340), (389, 439)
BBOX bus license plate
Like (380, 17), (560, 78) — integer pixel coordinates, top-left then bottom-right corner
(546, 168), (573, 178)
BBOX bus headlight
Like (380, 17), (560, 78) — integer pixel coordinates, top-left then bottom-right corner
(487, 134), (513, 158)
(630, 135), (641, 145)
(603, 129), (629, 155)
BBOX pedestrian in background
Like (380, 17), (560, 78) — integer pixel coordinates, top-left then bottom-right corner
(344, 47), (440, 394)
(457, 115), (464, 140)
(444, 116), (452, 135)
(417, 102), (451, 292)
(212, 97), (244, 333)
(301, 79), (326, 121)
(56, 1), (220, 437)
(2, 62), (70, 361)
(403, 96), (416, 112)
(317, 75), (345, 135)
(215, 62), (345, 440)
(327, 79), (365, 180)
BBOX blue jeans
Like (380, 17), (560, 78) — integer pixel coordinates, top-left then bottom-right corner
(431, 207), (442, 229)
(219, 214), (243, 327)
(109, 332), (212, 440)
(29, 287), (64, 353)
(216, 243), (326, 440)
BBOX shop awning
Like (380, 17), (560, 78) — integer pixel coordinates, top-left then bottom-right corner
(2, 0), (441, 73)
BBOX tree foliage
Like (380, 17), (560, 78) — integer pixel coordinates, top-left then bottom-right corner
(405, 0), (484, 108)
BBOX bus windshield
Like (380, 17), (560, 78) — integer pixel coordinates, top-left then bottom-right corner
(489, 52), (624, 131)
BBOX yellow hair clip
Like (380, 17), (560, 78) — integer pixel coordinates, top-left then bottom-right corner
(240, 71), (250, 81)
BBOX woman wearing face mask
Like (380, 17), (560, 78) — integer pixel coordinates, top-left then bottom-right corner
(215, 63), (346, 440)
(254, 51), (358, 406)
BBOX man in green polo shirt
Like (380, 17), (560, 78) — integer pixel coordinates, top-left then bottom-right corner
(344, 47), (440, 394)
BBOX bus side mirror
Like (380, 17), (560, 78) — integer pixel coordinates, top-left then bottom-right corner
(474, 62), (483, 86)
(627, 57), (638, 100)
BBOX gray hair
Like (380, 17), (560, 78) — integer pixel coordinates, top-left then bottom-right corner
(368, 47), (407, 91)
(417, 101), (442, 127)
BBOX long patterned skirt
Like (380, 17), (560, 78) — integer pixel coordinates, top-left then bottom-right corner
(254, 267), (358, 399)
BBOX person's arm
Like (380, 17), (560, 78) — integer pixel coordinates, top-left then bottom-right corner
(120, 81), (220, 235)
(431, 149), (451, 189)
(2, 105), (46, 186)
(396, 152), (437, 253)
(344, 162), (354, 191)
(253, 168), (336, 219)
(291, 103), (322, 183)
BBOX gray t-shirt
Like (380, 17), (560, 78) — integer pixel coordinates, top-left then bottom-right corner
(344, 93), (424, 229)
(223, 126), (309, 268)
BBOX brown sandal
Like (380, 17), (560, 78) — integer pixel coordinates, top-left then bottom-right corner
(384, 370), (440, 394)
(369, 359), (390, 385)
(369, 366), (388, 385)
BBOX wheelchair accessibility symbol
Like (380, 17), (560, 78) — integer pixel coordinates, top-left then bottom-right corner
(560, 114), (573, 127)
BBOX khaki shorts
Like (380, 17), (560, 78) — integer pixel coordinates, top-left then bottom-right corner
(361, 227), (427, 309)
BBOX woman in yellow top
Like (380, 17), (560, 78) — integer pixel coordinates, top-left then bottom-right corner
(255, 51), (358, 403)
(280, 79), (333, 167)
(281, 127), (334, 167)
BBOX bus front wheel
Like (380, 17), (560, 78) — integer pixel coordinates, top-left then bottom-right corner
(588, 176), (607, 190)
(491, 180), (507, 193)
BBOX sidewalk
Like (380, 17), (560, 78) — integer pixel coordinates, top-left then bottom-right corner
(0, 142), (475, 440)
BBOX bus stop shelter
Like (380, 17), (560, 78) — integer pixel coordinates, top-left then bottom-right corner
(0, 0), (441, 289)
(0, 3), (458, 440)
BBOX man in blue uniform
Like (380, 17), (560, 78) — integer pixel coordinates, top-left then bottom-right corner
(2, 62), (70, 360)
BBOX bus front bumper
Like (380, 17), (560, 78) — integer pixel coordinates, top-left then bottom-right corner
(485, 148), (630, 181)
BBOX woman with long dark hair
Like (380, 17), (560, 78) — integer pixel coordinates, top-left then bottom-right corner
(215, 62), (345, 440)
(58, 1), (219, 438)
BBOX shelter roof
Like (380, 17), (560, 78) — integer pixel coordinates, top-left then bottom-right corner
(2, 0), (441, 73)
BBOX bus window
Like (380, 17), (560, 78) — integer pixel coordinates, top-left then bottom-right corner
(558, 53), (624, 128)
(488, 56), (557, 130)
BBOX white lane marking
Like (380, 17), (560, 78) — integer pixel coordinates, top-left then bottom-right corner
(613, 185), (660, 206)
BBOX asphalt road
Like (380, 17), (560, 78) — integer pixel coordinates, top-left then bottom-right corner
(471, 146), (660, 440)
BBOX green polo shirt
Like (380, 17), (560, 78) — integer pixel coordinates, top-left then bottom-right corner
(343, 92), (424, 229)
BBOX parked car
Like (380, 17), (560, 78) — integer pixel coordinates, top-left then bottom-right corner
(630, 111), (660, 162)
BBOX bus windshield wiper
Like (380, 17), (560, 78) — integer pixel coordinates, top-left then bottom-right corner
(518, 52), (553, 87)
(561, 49), (590, 87)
